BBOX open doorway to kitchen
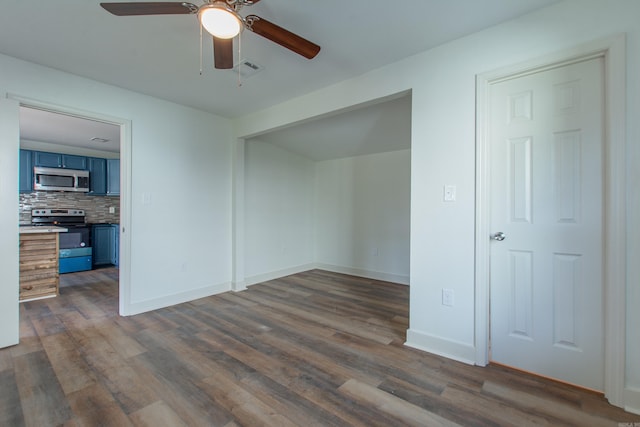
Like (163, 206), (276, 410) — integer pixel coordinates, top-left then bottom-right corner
(17, 101), (130, 322)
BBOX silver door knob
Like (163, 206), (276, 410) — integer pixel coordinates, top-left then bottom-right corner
(491, 232), (506, 241)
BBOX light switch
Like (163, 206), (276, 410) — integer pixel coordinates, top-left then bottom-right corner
(442, 288), (454, 306)
(444, 185), (457, 202)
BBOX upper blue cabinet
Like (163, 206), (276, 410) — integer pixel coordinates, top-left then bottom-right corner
(19, 150), (33, 193)
(107, 159), (120, 196)
(88, 157), (107, 195)
(20, 149), (119, 195)
(34, 151), (88, 170)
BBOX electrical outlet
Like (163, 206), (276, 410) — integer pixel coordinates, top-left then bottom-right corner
(442, 288), (454, 306)
(108, 206), (115, 214)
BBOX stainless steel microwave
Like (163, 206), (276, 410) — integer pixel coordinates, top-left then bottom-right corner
(33, 166), (89, 192)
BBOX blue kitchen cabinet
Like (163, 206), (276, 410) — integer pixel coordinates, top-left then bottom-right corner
(33, 151), (60, 168)
(34, 151), (87, 169)
(92, 224), (118, 266)
(62, 154), (87, 169)
(88, 157), (107, 195)
(19, 149), (33, 193)
(107, 159), (120, 196)
(59, 247), (93, 274)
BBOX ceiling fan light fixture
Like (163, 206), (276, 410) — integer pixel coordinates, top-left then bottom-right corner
(198, 3), (243, 39)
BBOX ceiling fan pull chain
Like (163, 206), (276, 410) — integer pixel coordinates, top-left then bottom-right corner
(237, 30), (243, 87)
(199, 22), (203, 75)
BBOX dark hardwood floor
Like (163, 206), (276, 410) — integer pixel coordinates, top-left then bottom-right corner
(1, 268), (637, 426)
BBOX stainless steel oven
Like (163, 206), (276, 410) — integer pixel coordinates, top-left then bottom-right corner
(31, 209), (92, 273)
(58, 224), (90, 249)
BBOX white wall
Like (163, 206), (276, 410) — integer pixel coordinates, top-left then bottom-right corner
(234, 0), (640, 412)
(243, 140), (315, 283)
(242, 144), (411, 286)
(0, 53), (233, 317)
(315, 150), (410, 284)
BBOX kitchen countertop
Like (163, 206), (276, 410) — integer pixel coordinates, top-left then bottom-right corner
(19, 226), (68, 234)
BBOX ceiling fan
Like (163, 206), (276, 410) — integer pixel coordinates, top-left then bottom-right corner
(100, 0), (321, 70)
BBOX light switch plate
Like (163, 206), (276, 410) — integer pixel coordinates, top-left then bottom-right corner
(444, 185), (456, 202)
(442, 288), (455, 306)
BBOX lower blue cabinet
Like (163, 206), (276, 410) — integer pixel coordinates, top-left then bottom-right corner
(92, 224), (119, 266)
(59, 248), (93, 274)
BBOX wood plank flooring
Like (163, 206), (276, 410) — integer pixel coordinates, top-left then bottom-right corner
(1, 268), (638, 426)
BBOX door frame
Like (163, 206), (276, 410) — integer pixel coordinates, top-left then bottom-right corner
(9, 94), (133, 317)
(474, 35), (627, 406)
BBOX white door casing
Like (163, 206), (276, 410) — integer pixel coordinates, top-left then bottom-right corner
(8, 94), (133, 317)
(475, 35), (627, 406)
(0, 97), (20, 348)
(489, 57), (604, 391)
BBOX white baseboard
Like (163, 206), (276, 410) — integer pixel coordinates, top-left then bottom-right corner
(405, 328), (476, 365)
(122, 281), (231, 316)
(625, 387), (640, 415)
(121, 263), (408, 315)
(245, 263), (316, 286)
(315, 263), (409, 285)
(231, 281), (247, 292)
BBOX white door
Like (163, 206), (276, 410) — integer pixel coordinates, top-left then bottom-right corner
(489, 57), (604, 391)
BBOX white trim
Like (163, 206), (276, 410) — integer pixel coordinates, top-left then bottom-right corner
(315, 263), (409, 286)
(125, 281), (231, 315)
(244, 263), (409, 288)
(231, 138), (246, 292)
(245, 264), (316, 287)
(8, 94), (134, 319)
(474, 35), (627, 407)
(405, 329), (476, 365)
(118, 119), (133, 316)
(0, 97), (20, 349)
(624, 387), (640, 416)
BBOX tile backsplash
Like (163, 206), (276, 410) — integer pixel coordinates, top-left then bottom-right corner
(19, 192), (120, 224)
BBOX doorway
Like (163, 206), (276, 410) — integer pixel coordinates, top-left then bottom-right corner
(14, 98), (131, 319)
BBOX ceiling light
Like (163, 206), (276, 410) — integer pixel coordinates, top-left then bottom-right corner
(198, 3), (243, 39)
(91, 137), (110, 143)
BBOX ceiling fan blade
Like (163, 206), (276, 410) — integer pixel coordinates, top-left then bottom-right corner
(213, 37), (234, 69)
(100, 2), (198, 16)
(245, 15), (320, 59)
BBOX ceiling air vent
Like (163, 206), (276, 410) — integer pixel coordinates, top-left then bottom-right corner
(232, 59), (264, 78)
(90, 137), (110, 143)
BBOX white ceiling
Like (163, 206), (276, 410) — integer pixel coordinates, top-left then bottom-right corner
(4, 0), (560, 159)
(254, 94), (412, 161)
(20, 107), (121, 154)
